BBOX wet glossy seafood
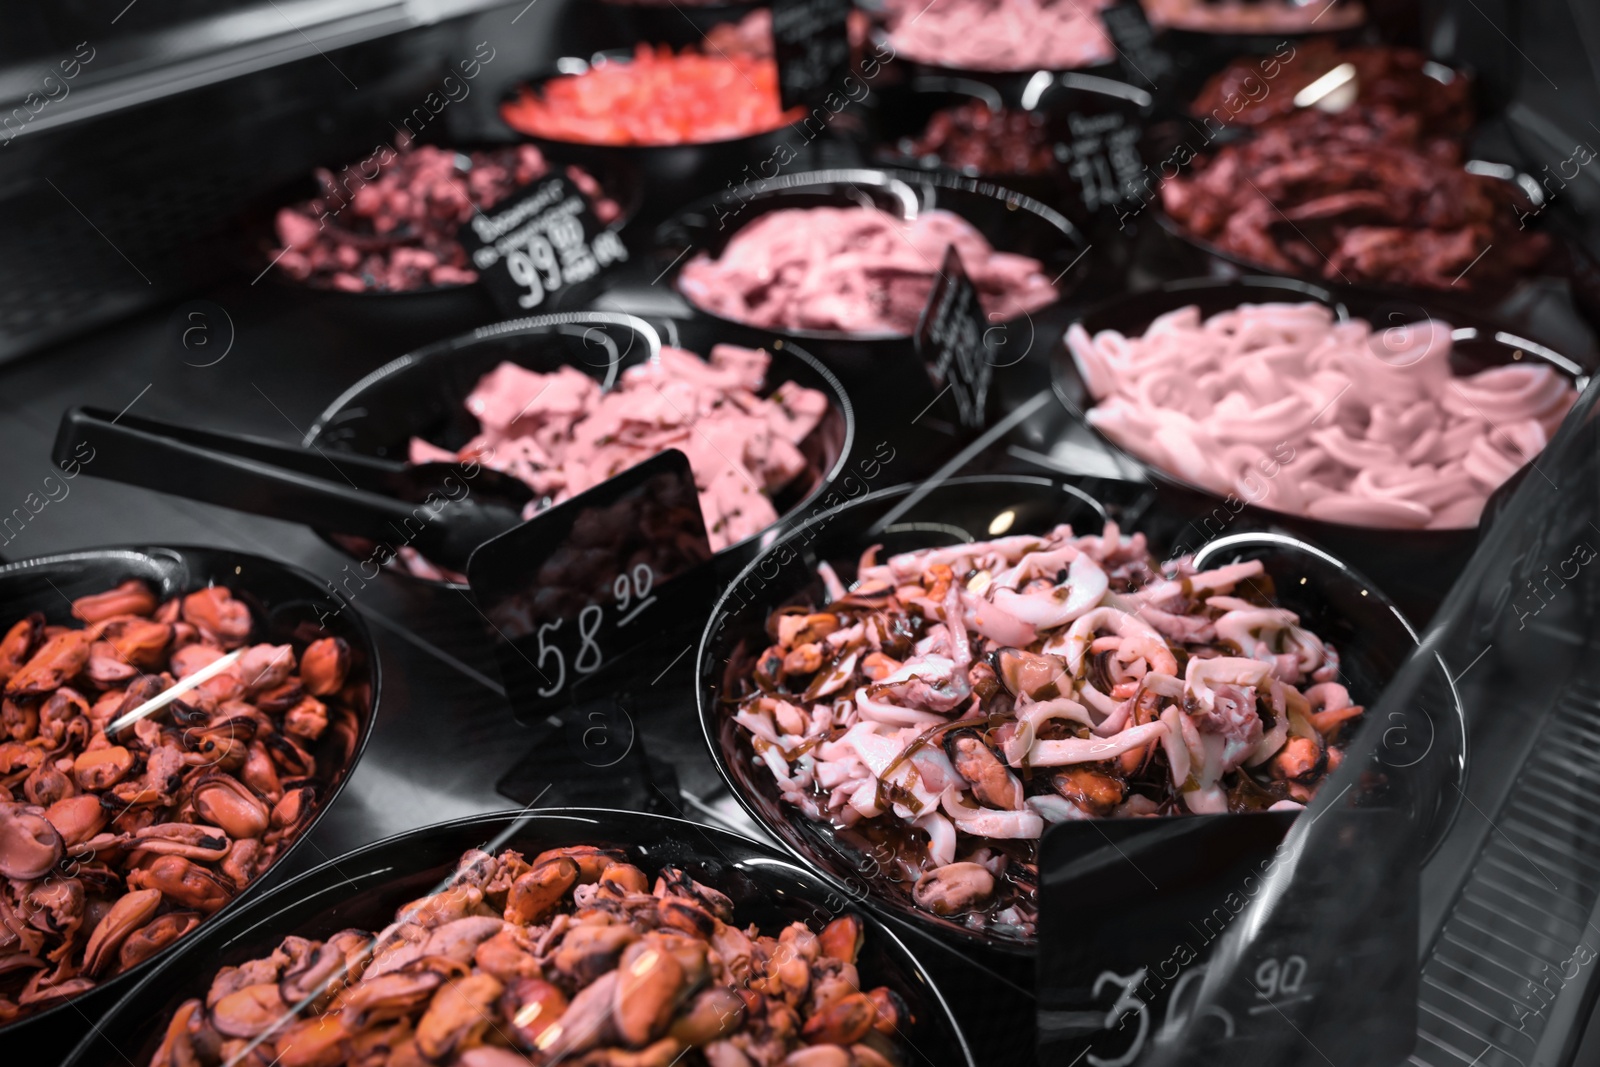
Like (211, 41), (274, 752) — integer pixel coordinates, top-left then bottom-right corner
(272, 141), (620, 293)
(679, 207), (1057, 335)
(729, 524), (1361, 934)
(1162, 117), (1550, 290)
(1068, 302), (1577, 529)
(146, 844), (907, 1067)
(401, 344), (831, 579)
(876, 0), (1114, 72)
(0, 581), (365, 1021)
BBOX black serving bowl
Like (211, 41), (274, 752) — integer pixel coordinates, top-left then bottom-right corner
(64, 809), (975, 1067)
(656, 167), (1088, 405)
(1052, 276), (1588, 622)
(0, 545), (379, 1046)
(1148, 145), (1554, 310)
(303, 311), (854, 589)
(251, 142), (641, 328)
(696, 475), (1463, 952)
(875, 72), (1154, 234)
(500, 59), (810, 229)
(857, 1), (1122, 106)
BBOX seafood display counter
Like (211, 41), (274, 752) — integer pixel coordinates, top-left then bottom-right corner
(4, 0), (1600, 1065)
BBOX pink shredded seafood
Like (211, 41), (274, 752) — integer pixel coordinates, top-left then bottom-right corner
(678, 206), (1058, 336)
(877, 0), (1114, 72)
(1067, 302), (1576, 530)
(406, 345), (829, 576)
(730, 523), (1360, 934)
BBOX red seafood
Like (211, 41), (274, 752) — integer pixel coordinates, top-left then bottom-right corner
(500, 43), (801, 146)
(729, 524), (1360, 933)
(679, 207), (1057, 335)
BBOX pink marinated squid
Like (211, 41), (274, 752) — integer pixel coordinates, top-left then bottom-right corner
(1068, 302), (1577, 530)
(402, 345), (829, 579)
(679, 206), (1057, 336)
(730, 524), (1360, 934)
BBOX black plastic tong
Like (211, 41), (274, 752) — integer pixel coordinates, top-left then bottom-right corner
(53, 407), (533, 572)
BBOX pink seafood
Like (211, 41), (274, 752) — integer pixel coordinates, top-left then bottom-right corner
(1067, 302), (1577, 530)
(405, 345), (828, 575)
(730, 523), (1359, 934)
(877, 0), (1114, 72)
(1144, 0), (1364, 32)
(678, 206), (1057, 335)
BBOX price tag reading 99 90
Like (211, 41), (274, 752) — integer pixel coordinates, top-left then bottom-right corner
(459, 174), (628, 316)
(467, 449), (714, 720)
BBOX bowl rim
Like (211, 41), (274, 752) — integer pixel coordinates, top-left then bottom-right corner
(1051, 274), (1587, 536)
(302, 310), (858, 590)
(694, 475), (1467, 952)
(63, 806), (978, 1067)
(661, 165), (1089, 343)
(0, 543), (382, 1038)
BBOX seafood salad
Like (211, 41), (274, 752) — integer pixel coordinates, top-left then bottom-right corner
(272, 142), (621, 293)
(678, 206), (1057, 336)
(500, 42), (800, 146)
(402, 344), (830, 580)
(1068, 302), (1577, 529)
(729, 524), (1362, 934)
(876, 0), (1115, 73)
(0, 580), (363, 1020)
(148, 844), (909, 1067)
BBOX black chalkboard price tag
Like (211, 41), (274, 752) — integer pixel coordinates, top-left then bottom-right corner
(1100, 1), (1176, 95)
(466, 449), (714, 720)
(914, 245), (993, 432)
(457, 173), (629, 317)
(772, 0), (853, 110)
(1057, 107), (1147, 216)
(1036, 808), (1416, 1067)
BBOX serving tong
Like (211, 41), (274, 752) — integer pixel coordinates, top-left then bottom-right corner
(53, 407), (534, 572)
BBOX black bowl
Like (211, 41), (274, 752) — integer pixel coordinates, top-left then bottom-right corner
(63, 809), (976, 1067)
(874, 72), (1155, 234)
(303, 311), (855, 589)
(656, 167), (1088, 403)
(500, 59), (810, 229)
(1148, 151), (1552, 310)
(857, 2), (1123, 104)
(695, 475), (1462, 952)
(0, 545), (379, 1045)
(1051, 276), (1588, 620)
(249, 142), (642, 330)
(1153, 7), (1369, 104)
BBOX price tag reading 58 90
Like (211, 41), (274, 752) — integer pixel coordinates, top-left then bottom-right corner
(532, 564), (656, 698)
